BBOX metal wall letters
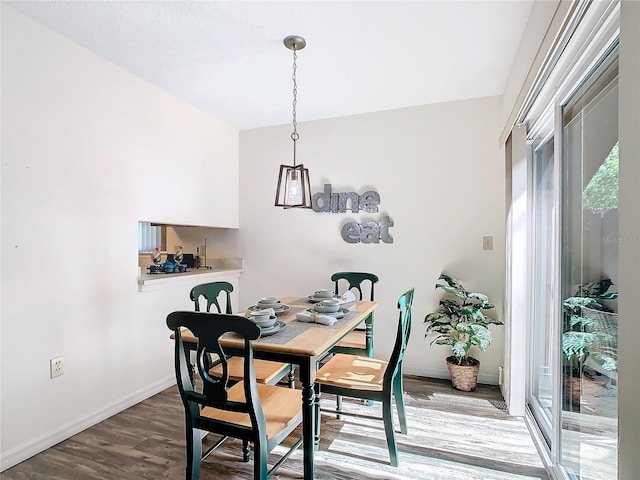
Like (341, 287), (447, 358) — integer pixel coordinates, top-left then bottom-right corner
(312, 184), (394, 244)
(312, 184), (380, 213)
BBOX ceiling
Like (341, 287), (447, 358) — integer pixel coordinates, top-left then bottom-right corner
(6, 1), (534, 130)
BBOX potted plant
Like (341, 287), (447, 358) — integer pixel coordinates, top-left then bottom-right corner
(562, 279), (618, 406)
(424, 274), (503, 391)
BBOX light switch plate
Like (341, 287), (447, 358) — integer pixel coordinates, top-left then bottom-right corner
(483, 236), (493, 251)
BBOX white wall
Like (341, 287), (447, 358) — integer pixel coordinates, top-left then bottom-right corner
(239, 97), (506, 383)
(503, 125), (528, 416)
(0, 6), (239, 468)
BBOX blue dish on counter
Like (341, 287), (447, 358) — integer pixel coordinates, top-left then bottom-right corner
(162, 261), (176, 273)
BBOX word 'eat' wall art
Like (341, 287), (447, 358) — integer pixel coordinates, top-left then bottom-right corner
(311, 184), (394, 244)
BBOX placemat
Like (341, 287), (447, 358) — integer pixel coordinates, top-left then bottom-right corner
(257, 323), (308, 344)
(256, 311), (359, 344)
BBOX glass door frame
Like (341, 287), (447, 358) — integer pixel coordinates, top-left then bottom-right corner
(525, 105), (566, 476)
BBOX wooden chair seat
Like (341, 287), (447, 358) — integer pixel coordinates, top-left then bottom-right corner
(172, 328), (197, 344)
(317, 354), (387, 391)
(209, 357), (291, 385)
(171, 328), (293, 386)
(201, 383), (302, 439)
(334, 330), (366, 350)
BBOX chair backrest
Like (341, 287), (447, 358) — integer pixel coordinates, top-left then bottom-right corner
(331, 272), (379, 301)
(166, 311), (266, 438)
(190, 281), (233, 314)
(384, 288), (415, 388)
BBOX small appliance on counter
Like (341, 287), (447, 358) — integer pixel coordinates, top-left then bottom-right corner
(167, 253), (195, 268)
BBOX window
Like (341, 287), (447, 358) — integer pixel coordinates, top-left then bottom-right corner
(529, 129), (556, 446)
(138, 222), (165, 253)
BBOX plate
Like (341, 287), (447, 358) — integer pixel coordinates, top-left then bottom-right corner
(248, 304), (289, 314)
(306, 307), (349, 319)
(250, 315), (278, 329)
(257, 301), (282, 309)
(307, 294), (340, 303)
(259, 320), (286, 337)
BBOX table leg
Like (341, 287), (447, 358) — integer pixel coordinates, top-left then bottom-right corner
(365, 314), (374, 358)
(364, 316), (374, 406)
(299, 359), (316, 479)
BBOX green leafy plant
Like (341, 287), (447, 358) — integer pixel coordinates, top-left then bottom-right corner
(562, 279), (618, 375)
(424, 274), (503, 365)
(573, 278), (618, 309)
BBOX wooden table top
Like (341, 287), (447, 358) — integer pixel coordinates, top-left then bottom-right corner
(176, 296), (378, 358)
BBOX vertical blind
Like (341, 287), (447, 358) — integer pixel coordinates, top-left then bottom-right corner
(138, 222), (162, 252)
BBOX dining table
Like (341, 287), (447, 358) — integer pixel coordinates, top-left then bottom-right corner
(174, 295), (379, 480)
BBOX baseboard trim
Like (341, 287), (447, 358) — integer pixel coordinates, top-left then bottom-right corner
(404, 365), (499, 386)
(0, 376), (176, 472)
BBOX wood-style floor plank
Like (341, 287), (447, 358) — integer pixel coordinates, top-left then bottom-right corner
(2, 376), (548, 479)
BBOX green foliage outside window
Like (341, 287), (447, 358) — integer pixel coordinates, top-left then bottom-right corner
(583, 142), (619, 211)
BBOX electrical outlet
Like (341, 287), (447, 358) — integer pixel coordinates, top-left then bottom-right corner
(50, 356), (64, 378)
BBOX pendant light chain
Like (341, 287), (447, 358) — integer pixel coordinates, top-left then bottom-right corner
(291, 45), (299, 166)
(275, 35), (310, 209)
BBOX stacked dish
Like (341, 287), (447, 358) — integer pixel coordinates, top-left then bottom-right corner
(246, 309), (285, 336)
(309, 298), (349, 318)
(307, 289), (339, 303)
(257, 297), (281, 308)
(247, 297), (290, 315)
(313, 298), (341, 313)
(248, 310), (276, 329)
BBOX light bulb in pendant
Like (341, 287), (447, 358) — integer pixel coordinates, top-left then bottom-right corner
(287, 170), (301, 202)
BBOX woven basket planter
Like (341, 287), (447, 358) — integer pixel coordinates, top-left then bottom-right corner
(563, 374), (582, 406)
(446, 356), (480, 392)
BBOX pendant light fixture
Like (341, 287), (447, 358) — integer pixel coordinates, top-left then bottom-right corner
(275, 35), (312, 209)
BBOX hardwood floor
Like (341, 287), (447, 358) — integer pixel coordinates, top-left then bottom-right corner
(2, 376), (548, 479)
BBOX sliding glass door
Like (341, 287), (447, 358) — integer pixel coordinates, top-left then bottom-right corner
(526, 49), (619, 480)
(559, 57), (618, 480)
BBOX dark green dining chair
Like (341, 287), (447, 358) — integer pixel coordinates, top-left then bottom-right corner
(190, 281), (234, 314)
(167, 311), (303, 480)
(188, 281), (294, 387)
(315, 287), (414, 467)
(330, 272), (379, 358)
